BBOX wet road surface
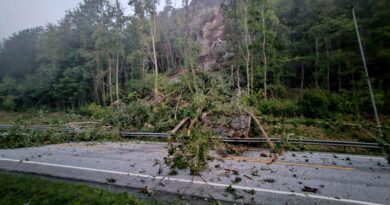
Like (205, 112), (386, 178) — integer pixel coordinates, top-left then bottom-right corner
(0, 141), (389, 205)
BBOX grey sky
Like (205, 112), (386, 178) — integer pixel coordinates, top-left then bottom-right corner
(0, 0), (182, 40)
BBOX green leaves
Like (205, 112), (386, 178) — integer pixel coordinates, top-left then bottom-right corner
(166, 126), (215, 175)
(0, 76), (16, 95)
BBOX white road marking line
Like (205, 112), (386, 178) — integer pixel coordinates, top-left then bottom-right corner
(0, 157), (384, 205)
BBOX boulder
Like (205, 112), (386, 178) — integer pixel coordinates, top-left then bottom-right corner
(202, 113), (251, 138)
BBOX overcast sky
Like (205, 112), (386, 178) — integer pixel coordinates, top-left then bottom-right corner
(0, 0), (182, 40)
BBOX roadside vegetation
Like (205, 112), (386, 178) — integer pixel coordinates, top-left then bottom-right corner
(0, 171), (166, 205)
(0, 73), (388, 159)
(0, 0), (389, 172)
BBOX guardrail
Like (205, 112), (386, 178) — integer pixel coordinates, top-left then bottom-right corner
(122, 132), (382, 149)
(121, 132), (171, 138)
(0, 125), (383, 149)
(221, 138), (382, 149)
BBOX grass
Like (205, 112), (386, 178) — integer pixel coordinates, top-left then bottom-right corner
(0, 111), (87, 125)
(0, 120), (123, 149)
(0, 171), (163, 205)
(260, 115), (389, 142)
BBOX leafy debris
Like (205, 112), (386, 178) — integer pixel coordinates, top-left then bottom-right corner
(106, 178), (116, 183)
(301, 186), (318, 193)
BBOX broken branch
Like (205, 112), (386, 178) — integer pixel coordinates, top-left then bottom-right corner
(244, 108), (276, 152)
(187, 107), (203, 136)
(170, 117), (189, 135)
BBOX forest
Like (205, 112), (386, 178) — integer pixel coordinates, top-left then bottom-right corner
(0, 0), (389, 167)
(0, 0), (388, 108)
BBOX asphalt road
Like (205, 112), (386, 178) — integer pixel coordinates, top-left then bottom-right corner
(0, 141), (389, 205)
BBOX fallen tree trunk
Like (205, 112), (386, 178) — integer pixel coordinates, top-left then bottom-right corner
(187, 118), (198, 136)
(267, 153), (279, 164)
(244, 109), (276, 152)
(173, 91), (183, 120)
(169, 117), (189, 135)
(187, 108), (203, 136)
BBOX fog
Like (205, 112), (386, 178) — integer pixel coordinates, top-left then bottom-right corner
(0, 0), (183, 40)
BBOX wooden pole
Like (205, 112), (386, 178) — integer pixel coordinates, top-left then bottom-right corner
(352, 7), (383, 137)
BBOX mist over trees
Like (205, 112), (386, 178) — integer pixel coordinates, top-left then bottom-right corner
(0, 0), (389, 115)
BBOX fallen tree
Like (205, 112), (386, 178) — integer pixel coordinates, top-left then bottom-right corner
(244, 108), (276, 153)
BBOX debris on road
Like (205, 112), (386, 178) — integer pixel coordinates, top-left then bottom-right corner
(140, 186), (154, 196)
(168, 169), (178, 176)
(224, 168), (239, 175)
(225, 185), (236, 194)
(262, 178), (276, 183)
(232, 177), (242, 184)
(224, 185), (244, 200)
(251, 170), (259, 177)
(301, 186), (318, 193)
(244, 189), (256, 195)
(106, 178), (116, 183)
(0, 142), (389, 204)
(260, 152), (269, 157)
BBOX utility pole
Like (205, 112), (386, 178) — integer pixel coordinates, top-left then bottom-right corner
(352, 7), (383, 137)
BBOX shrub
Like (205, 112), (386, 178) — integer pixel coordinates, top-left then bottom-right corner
(268, 84), (287, 98)
(298, 90), (362, 118)
(79, 103), (103, 117)
(166, 127), (216, 175)
(329, 92), (357, 115)
(179, 93), (208, 117)
(0, 120), (74, 148)
(357, 91), (386, 114)
(298, 89), (331, 118)
(79, 103), (117, 125)
(125, 77), (153, 99)
(118, 101), (150, 130)
(124, 91), (139, 102)
(257, 99), (299, 117)
(151, 102), (179, 132)
(0, 120), (29, 148)
(0, 124), (120, 149)
(1, 95), (16, 111)
(383, 95), (390, 115)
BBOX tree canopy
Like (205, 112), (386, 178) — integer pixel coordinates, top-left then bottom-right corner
(0, 0), (388, 114)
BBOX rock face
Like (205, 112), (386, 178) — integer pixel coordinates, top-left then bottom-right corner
(169, 1), (252, 138)
(199, 8), (225, 70)
(110, 99), (124, 108)
(202, 113), (251, 138)
(195, 2), (252, 137)
(167, 0), (224, 81)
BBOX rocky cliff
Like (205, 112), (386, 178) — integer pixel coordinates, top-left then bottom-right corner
(199, 8), (225, 70)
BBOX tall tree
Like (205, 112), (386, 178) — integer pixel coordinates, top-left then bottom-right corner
(129, 0), (160, 98)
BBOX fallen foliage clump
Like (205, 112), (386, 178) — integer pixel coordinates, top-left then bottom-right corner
(165, 126), (217, 175)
